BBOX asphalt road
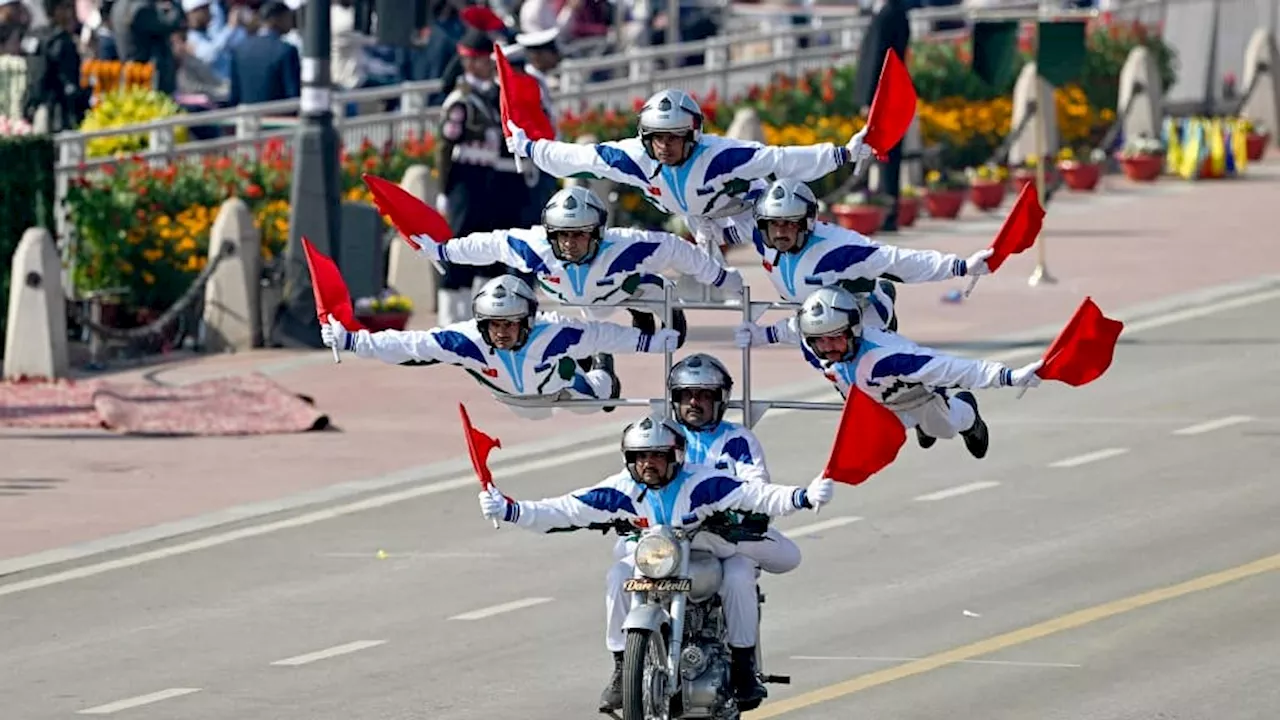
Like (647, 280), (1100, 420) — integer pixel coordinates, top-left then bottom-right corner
(3, 289), (1279, 719)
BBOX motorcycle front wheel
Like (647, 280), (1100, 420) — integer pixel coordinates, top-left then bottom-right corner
(622, 628), (672, 720)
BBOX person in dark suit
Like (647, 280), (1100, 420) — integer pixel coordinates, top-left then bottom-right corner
(226, 0), (299, 106)
(853, 0), (910, 232)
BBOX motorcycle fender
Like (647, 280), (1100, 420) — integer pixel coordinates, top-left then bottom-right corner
(622, 602), (672, 634)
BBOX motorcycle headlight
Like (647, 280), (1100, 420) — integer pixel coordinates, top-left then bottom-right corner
(634, 534), (680, 578)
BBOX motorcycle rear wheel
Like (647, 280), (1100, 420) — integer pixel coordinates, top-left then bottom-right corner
(622, 628), (672, 720)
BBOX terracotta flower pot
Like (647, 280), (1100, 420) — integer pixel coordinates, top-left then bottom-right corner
(923, 189), (965, 219)
(897, 195), (919, 227)
(1011, 168), (1057, 194)
(356, 311), (411, 331)
(1120, 154), (1162, 182)
(968, 180), (1005, 211)
(1246, 132), (1269, 161)
(830, 203), (886, 235)
(1058, 161), (1101, 191)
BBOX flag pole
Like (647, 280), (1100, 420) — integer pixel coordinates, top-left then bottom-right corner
(1027, 0), (1056, 287)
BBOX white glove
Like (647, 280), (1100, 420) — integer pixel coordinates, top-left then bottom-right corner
(648, 328), (681, 353)
(320, 314), (352, 352)
(846, 126), (874, 163)
(1008, 359), (1044, 388)
(478, 488), (512, 522)
(717, 267), (745, 295)
(964, 248), (995, 277)
(506, 120), (531, 158)
(805, 476), (835, 508)
(734, 321), (769, 349)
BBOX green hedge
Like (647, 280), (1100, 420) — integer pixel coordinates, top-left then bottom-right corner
(0, 135), (57, 356)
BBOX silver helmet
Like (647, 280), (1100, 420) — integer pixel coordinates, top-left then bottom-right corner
(797, 285), (863, 362)
(472, 275), (538, 348)
(621, 414), (687, 486)
(637, 89), (704, 162)
(541, 186), (608, 263)
(754, 179), (819, 252)
(667, 353), (734, 429)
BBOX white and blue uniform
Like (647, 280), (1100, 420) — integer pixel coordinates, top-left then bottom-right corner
(815, 327), (1016, 438)
(341, 312), (664, 419)
(521, 134), (856, 250)
(496, 463), (818, 651)
(680, 420), (802, 575)
(419, 226), (736, 320)
(751, 221), (967, 337)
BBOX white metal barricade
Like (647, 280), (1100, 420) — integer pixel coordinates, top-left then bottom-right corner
(490, 284), (845, 428)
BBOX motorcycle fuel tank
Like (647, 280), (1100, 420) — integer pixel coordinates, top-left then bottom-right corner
(687, 553), (724, 603)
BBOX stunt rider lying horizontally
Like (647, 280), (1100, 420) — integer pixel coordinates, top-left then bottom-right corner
(321, 275), (679, 418)
(477, 415), (834, 712)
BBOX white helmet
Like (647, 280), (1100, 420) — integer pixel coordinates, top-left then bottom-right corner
(541, 186), (608, 263)
(754, 179), (819, 252)
(620, 414), (687, 486)
(637, 89), (704, 162)
(667, 353), (734, 429)
(797, 285), (863, 362)
(472, 275), (538, 349)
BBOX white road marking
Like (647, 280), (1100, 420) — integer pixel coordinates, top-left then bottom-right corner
(783, 516), (862, 538)
(318, 551), (502, 559)
(1172, 415), (1254, 436)
(790, 655), (1082, 669)
(270, 640), (387, 667)
(6, 284), (1280, 596)
(77, 688), (201, 714)
(914, 481), (1001, 502)
(1048, 447), (1130, 468)
(0, 446), (613, 599)
(449, 596), (554, 621)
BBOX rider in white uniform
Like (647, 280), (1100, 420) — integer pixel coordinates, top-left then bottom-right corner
(320, 276), (680, 419)
(478, 414), (833, 713)
(503, 89), (874, 260)
(735, 178), (995, 343)
(791, 285), (1044, 455)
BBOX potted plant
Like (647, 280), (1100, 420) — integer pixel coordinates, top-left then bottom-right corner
(830, 191), (889, 235)
(897, 184), (920, 227)
(965, 163), (1007, 211)
(1242, 117), (1270, 161)
(1057, 146), (1106, 191)
(1011, 154), (1058, 195)
(1118, 134), (1164, 182)
(355, 290), (414, 331)
(922, 169), (967, 219)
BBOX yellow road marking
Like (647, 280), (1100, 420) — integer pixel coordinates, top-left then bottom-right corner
(748, 551), (1280, 718)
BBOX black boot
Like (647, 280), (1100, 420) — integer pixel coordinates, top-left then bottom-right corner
(729, 646), (768, 711)
(599, 651), (624, 713)
(954, 391), (989, 459)
(915, 426), (937, 449)
(591, 354), (622, 413)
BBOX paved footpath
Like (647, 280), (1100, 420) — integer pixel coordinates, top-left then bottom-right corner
(4, 160), (1280, 570)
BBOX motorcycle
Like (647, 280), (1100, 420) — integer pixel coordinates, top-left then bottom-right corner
(614, 513), (790, 720)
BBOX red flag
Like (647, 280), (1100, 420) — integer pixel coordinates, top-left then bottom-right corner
(494, 44), (556, 141)
(822, 387), (907, 485)
(362, 173), (453, 250)
(984, 182), (1045, 273)
(459, 402), (503, 491)
(1037, 297), (1124, 386)
(459, 5), (506, 32)
(301, 236), (364, 331)
(863, 49), (918, 160)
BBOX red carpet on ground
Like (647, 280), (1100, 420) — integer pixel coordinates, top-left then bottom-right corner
(0, 373), (329, 435)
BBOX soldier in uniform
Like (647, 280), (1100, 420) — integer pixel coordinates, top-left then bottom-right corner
(435, 27), (536, 325)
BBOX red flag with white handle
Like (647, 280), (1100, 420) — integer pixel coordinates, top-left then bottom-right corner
(459, 403), (505, 529)
(823, 387), (907, 486)
(862, 49), (918, 161)
(362, 173), (453, 250)
(1037, 297), (1124, 386)
(302, 236), (364, 364)
(965, 182), (1045, 296)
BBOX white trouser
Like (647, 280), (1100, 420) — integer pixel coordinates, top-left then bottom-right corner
(436, 288), (472, 326)
(685, 211), (755, 252)
(856, 283), (896, 331)
(605, 545), (759, 651)
(501, 369), (616, 420)
(613, 525), (799, 575)
(894, 390), (977, 439)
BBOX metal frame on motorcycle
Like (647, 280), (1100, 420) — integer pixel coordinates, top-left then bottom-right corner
(490, 283), (846, 427)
